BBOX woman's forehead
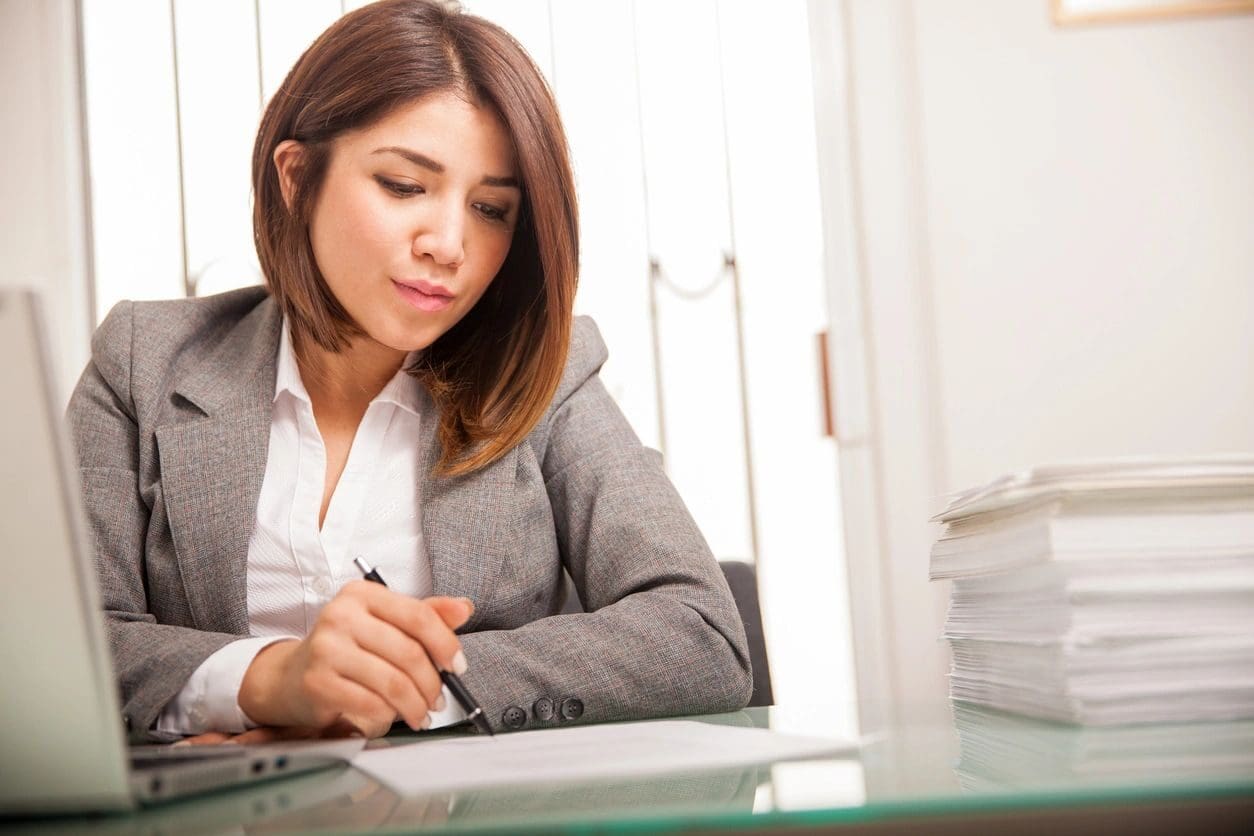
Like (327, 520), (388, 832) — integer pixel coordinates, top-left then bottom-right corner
(344, 92), (517, 176)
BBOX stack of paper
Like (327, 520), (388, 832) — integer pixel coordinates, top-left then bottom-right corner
(931, 455), (1254, 725)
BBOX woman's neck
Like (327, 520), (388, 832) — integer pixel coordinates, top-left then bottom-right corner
(295, 333), (407, 417)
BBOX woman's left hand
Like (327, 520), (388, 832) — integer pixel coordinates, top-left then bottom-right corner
(174, 719), (362, 746)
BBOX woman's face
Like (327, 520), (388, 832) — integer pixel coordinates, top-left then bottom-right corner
(278, 91), (520, 355)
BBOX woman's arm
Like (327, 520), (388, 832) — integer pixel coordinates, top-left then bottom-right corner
(456, 320), (754, 731)
(68, 302), (242, 742)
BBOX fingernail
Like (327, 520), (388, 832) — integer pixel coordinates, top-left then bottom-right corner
(452, 650), (468, 675)
(460, 597), (475, 614)
(435, 694), (446, 712)
(421, 716), (431, 730)
(171, 740), (190, 748)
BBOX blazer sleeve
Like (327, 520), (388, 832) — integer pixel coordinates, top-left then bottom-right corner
(68, 302), (239, 742)
(457, 322), (754, 730)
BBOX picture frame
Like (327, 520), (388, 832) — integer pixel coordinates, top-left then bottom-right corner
(1052, 0), (1254, 25)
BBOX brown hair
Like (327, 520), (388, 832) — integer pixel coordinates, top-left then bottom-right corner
(252, 0), (578, 477)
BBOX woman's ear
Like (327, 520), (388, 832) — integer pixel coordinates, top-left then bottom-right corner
(272, 140), (305, 211)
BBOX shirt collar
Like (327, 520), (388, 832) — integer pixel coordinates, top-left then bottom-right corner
(373, 354), (425, 417)
(274, 318), (311, 405)
(276, 318), (424, 418)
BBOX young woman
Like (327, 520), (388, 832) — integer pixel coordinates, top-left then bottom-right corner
(69, 0), (750, 743)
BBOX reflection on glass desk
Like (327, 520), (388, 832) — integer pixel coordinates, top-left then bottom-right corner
(5, 705), (1252, 834)
(952, 701), (1254, 791)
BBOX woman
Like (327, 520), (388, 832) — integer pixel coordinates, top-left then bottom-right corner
(69, 0), (751, 744)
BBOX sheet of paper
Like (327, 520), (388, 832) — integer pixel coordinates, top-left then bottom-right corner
(351, 719), (856, 795)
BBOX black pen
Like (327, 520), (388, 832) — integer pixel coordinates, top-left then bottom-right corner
(353, 556), (494, 737)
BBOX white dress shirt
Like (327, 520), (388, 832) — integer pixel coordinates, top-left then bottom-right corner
(158, 322), (465, 734)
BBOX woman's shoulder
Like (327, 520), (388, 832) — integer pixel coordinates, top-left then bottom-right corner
(518, 316), (611, 454)
(520, 315), (626, 458)
(551, 315), (609, 406)
(87, 286), (276, 414)
(92, 286), (272, 363)
(94, 285), (269, 347)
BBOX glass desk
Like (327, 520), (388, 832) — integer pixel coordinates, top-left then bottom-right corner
(5, 704), (1252, 834)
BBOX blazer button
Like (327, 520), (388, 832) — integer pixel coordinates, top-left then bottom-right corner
(501, 706), (527, 729)
(532, 697), (555, 722)
(559, 697), (584, 721)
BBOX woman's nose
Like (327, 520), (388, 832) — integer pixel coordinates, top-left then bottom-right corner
(413, 201), (465, 267)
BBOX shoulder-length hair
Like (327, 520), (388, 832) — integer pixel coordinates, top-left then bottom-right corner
(252, 0), (578, 477)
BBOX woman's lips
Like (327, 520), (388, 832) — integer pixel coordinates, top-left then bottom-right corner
(392, 279), (454, 312)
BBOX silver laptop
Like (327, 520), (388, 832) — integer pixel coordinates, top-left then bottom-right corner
(0, 288), (362, 814)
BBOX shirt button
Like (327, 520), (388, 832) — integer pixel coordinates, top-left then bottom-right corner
(313, 577), (331, 596)
(501, 706), (527, 729)
(533, 697), (554, 722)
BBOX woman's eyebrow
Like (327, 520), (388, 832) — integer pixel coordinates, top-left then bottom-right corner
(372, 146), (519, 188)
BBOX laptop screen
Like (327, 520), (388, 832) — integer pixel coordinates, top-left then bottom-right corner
(0, 288), (133, 812)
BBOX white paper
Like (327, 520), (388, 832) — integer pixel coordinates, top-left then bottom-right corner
(351, 719), (855, 795)
(934, 454), (1254, 522)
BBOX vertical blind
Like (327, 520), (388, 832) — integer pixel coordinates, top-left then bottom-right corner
(79, 0), (857, 716)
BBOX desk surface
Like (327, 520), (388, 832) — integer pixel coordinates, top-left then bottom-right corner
(7, 705), (1254, 834)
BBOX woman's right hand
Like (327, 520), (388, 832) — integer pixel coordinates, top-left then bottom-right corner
(237, 580), (474, 738)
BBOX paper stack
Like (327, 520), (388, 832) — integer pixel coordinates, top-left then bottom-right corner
(931, 455), (1254, 725)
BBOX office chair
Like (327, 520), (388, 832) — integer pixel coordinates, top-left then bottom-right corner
(559, 560), (774, 708)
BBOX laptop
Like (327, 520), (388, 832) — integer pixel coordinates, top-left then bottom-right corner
(0, 288), (363, 815)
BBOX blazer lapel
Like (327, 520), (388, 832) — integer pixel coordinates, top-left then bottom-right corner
(419, 399), (514, 631)
(156, 299), (281, 634)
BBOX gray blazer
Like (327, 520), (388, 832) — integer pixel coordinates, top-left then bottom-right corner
(68, 286), (751, 742)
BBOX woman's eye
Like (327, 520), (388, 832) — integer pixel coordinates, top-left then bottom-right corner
(376, 176), (423, 197)
(475, 203), (509, 223)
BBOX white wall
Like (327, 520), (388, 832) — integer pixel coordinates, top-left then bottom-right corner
(916, 1), (1254, 489)
(0, 0), (92, 405)
(823, 0), (1254, 736)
